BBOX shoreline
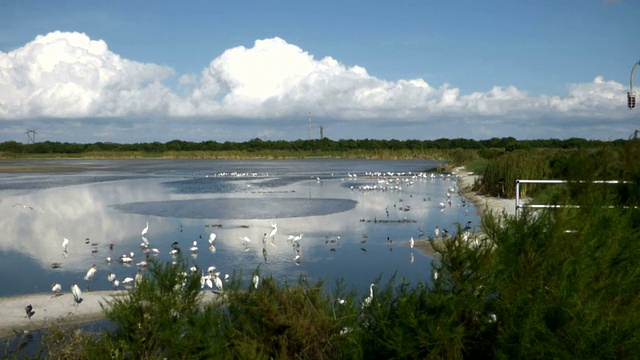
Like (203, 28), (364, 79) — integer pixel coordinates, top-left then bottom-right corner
(0, 290), (221, 339)
(412, 166), (518, 257)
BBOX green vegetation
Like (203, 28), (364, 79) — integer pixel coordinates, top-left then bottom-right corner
(5, 147), (640, 358)
(0, 136), (621, 161)
(3, 140), (640, 359)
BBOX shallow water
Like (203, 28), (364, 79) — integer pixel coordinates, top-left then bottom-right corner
(0, 158), (478, 298)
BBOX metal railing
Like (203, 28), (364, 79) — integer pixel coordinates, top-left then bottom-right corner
(515, 179), (632, 216)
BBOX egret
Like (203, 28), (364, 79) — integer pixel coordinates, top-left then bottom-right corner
(113, 279), (120, 290)
(62, 238), (69, 253)
(135, 270), (143, 287)
(362, 284), (376, 309)
(207, 265), (216, 274)
(122, 277), (134, 285)
(25, 304), (35, 319)
(434, 226), (440, 239)
(252, 274), (260, 289)
(269, 222), (278, 238)
(240, 236), (251, 245)
(52, 283), (62, 295)
(107, 273), (116, 283)
(410, 237), (415, 249)
(141, 221), (149, 236)
(71, 283), (83, 305)
(189, 240), (198, 252)
(213, 273), (223, 292)
(84, 264), (97, 282)
(208, 233), (216, 244)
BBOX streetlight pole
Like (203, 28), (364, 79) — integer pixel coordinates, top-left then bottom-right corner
(629, 60), (640, 109)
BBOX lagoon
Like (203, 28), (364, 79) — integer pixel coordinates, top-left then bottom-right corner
(0, 158), (478, 299)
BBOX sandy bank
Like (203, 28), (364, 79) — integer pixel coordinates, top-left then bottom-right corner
(413, 166), (519, 257)
(0, 290), (220, 339)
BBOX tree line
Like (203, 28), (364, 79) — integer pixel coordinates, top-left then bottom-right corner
(0, 136), (622, 154)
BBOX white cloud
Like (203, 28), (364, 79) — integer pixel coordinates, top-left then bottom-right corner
(0, 31), (174, 118)
(0, 31), (634, 141)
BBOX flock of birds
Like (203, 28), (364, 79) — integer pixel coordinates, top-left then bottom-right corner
(21, 168), (477, 320)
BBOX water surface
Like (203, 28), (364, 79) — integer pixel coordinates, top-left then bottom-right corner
(0, 158), (477, 298)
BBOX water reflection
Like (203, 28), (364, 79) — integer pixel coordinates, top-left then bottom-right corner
(0, 159), (477, 297)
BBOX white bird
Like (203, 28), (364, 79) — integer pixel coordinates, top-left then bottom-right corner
(213, 273), (223, 292)
(362, 284), (375, 309)
(84, 264), (97, 282)
(122, 277), (134, 285)
(141, 221), (149, 236)
(410, 237), (415, 249)
(62, 238), (69, 252)
(52, 283), (62, 294)
(135, 270), (143, 287)
(113, 279), (120, 290)
(240, 236), (251, 245)
(107, 273), (116, 283)
(434, 226), (440, 239)
(269, 222), (278, 238)
(208, 233), (217, 244)
(252, 274), (260, 289)
(71, 283), (82, 305)
(189, 240), (198, 252)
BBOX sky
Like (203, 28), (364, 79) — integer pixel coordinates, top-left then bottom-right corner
(0, 0), (639, 144)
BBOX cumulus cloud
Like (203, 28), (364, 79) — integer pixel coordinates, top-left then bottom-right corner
(0, 31), (175, 118)
(0, 31), (633, 140)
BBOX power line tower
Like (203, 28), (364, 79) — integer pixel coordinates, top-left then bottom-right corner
(26, 129), (37, 144)
(307, 112), (312, 140)
(320, 126), (324, 139)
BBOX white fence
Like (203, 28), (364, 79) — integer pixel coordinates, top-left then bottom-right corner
(515, 179), (632, 216)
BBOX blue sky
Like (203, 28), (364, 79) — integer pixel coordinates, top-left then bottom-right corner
(1, 0), (639, 143)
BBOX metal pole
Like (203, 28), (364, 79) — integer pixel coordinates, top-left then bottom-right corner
(631, 60), (640, 91)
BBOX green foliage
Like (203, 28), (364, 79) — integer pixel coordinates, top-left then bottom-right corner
(6, 141), (640, 358)
(95, 257), (225, 359)
(220, 275), (362, 359)
(476, 149), (552, 198)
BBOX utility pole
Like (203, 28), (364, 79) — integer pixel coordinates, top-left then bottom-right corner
(629, 60), (639, 109)
(26, 129), (37, 144)
(307, 112), (311, 140)
(320, 126), (324, 139)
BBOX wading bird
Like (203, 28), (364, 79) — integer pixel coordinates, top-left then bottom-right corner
(141, 221), (149, 236)
(362, 284), (376, 309)
(252, 274), (260, 289)
(208, 233), (216, 244)
(62, 238), (69, 253)
(84, 264), (97, 282)
(71, 283), (83, 305)
(25, 304), (35, 319)
(52, 283), (62, 295)
(269, 222), (278, 238)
